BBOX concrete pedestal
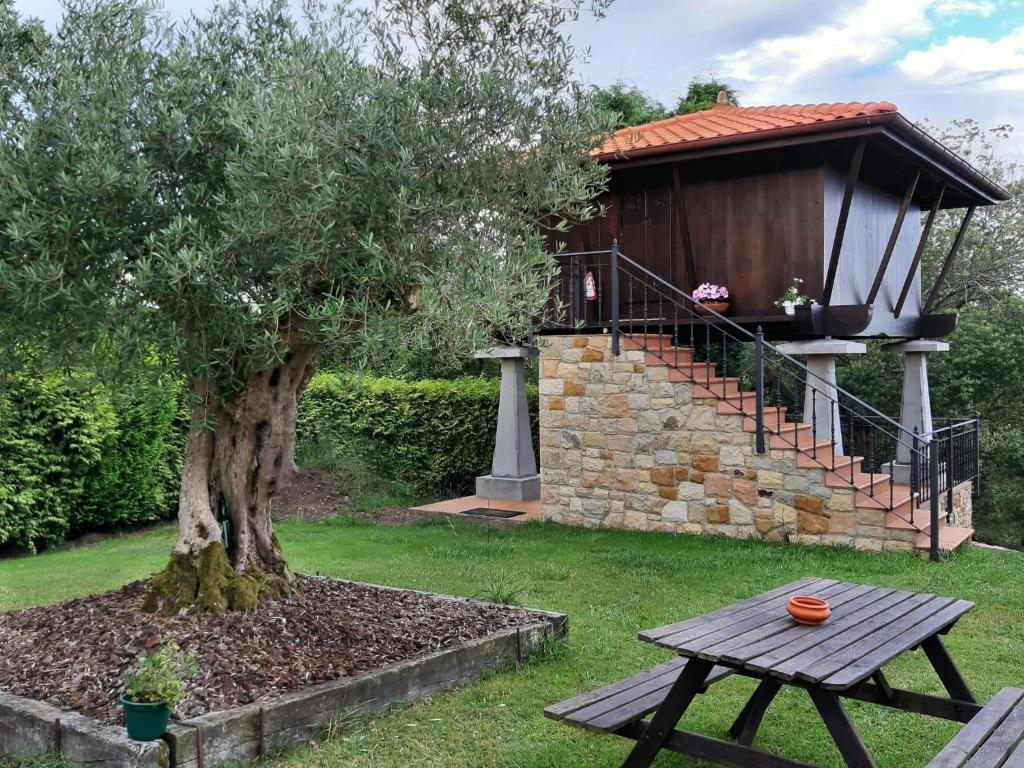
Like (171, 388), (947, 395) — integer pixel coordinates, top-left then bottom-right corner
(777, 339), (866, 456)
(883, 340), (949, 485)
(474, 346), (540, 501)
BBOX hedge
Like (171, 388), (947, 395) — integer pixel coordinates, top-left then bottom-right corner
(296, 372), (539, 496)
(0, 372), (186, 551)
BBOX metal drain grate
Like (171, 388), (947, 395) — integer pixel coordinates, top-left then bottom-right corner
(461, 508), (524, 519)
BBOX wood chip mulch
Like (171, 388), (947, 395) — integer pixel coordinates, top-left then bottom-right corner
(0, 576), (537, 724)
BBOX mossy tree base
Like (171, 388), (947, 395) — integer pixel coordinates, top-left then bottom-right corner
(146, 350), (315, 615)
(143, 542), (297, 615)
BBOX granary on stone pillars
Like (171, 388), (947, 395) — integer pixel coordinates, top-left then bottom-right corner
(537, 95), (1008, 557)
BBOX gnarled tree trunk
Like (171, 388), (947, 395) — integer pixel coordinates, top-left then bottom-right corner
(144, 345), (317, 614)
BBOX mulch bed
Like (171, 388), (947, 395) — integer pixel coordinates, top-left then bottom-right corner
(271, 469), (350, 522)
(0, 576), (536, 725)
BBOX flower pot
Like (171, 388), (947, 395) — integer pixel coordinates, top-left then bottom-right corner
(695, 301), (729, 316)
(786, 596), (831, 625)
(781, 301), (796, 316)
(121, 695), (170, 741)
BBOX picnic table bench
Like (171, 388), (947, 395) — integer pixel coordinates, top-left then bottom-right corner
(545, 577), (1014, 768)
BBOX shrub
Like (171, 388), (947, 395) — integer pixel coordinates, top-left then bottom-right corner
(0, 371), (186, 552)
(296, 373), (538, 497)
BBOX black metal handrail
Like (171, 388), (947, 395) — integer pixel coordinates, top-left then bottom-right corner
(545, 243), (980, 560)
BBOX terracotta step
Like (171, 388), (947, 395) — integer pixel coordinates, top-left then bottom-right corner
(826, 471), (893, 490)
(621, 334), (675, 351)
(668, 366), (721, 385)
(644, 349), (696, 367)
(797, 453), (865, 479)
(692, 377), (743, 399)
(740, 409), (790, 431)
(857, 485), (914, 510)
(915, 526), (974, 555)
(885, 501), (932, 530)
(713, 391), (761, 409)
(768, 423), (817, 450)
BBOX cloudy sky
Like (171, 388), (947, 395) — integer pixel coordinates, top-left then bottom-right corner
(15, 0), (1024, 157)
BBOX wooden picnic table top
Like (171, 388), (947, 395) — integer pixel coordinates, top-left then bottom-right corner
(639, 576), (975, 692)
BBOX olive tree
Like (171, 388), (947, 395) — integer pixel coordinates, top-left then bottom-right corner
(0, 0), (610, 612)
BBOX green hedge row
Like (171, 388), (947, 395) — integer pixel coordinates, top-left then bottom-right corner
(0, 372), (186, 551)
(296, 372), (538, 496)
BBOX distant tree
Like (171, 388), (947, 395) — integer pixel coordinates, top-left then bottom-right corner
(0, 0), (610, 613)
(591, 81), (668, 130)
(919, 119), (1024, 313)
(674, 75), (739, 115)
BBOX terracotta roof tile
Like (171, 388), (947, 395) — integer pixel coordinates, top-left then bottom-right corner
(593, 101), (899, 161)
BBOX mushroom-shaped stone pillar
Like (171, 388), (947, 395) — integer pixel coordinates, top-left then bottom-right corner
(776, 339), (867, 456)
(474, 345), (540, 501)
(883, 339), (948, 485)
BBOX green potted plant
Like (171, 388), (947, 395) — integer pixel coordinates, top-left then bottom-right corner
(121, 643), (198, 741)
(774, 278), (812, 316)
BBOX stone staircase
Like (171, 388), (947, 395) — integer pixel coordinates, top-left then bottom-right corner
(623, 334), (975, 556)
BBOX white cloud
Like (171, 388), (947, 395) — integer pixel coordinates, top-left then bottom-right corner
(934, 0), (997, 16)
(898, 28), (1024, 90)
(716, 0), (934, 100)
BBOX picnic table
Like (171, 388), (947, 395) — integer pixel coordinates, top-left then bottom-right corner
(547, 576), (984, 768)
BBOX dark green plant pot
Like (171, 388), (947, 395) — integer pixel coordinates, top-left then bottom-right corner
(121, 694), (170, 741)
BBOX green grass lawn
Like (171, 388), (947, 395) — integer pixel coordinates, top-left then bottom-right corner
(2, 518), (1024, 768)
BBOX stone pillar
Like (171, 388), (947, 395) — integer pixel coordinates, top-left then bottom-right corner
(884, 339), (948, 484)
(474, 345), (540, 501)
(776, 339), (867, 456)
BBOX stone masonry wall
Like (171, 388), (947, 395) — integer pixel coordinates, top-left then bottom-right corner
(538, 335), (923, 553)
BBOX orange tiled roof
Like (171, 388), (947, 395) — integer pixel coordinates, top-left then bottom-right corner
(593, 101), (899, 161)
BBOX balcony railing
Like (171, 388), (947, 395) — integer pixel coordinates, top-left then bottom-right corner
(543, 243), (981, 559)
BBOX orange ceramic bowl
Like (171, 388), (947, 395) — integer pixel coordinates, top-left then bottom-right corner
(787, 596), (831, 625)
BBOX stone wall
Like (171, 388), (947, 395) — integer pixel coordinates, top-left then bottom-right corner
(538, 335), (923, 553)
(941, 481), (974, 530)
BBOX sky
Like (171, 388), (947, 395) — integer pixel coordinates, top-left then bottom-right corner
(15, 0), (1024, 158)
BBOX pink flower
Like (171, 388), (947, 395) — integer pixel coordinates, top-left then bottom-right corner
(693, 282), (729, 302)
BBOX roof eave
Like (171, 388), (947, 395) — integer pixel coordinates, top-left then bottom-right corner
(592, 111), (899, 164)
(594, 111), (1010, 206)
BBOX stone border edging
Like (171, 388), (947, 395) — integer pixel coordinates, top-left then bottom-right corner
(0, 577), (566, 768)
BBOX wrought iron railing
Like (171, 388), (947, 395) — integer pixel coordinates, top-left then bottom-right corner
(545, 243), (980, 560)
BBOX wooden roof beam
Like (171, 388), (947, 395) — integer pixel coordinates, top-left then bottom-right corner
(895, 185), (945, 318)
(922, 206), (976, 316)
(822, 138), (866, 306)
(867, 171), (920, 306)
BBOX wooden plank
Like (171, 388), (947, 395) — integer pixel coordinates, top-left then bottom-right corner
(672, 164), (696, 289)
(964, 697), (1024, 768)
(801, 596), (957, 685)
(727, 587), (903, 669)
(895, 184), (945, 317)
(621, 658), (715, 767)
(652, 579), (841, 652)
(821, 600), (974, 690)
(580, 665), (732, 733)
(822, 137), (866, 306)
(544, 658), (687, 720)
(765, 592), (934, 680)
(616, 721), (821, 768)
(850, 683), (982, 724)
(1003, 745), (1024, 768)
(927, 689), (1024, 768)
(922, 206), (976, 315)
(706, 584), (885, 664)
(807, 688), (876, 767)
(639, 577), (824, 642)
(684, 582), (862, 660)
(867, 171), (919, 306)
